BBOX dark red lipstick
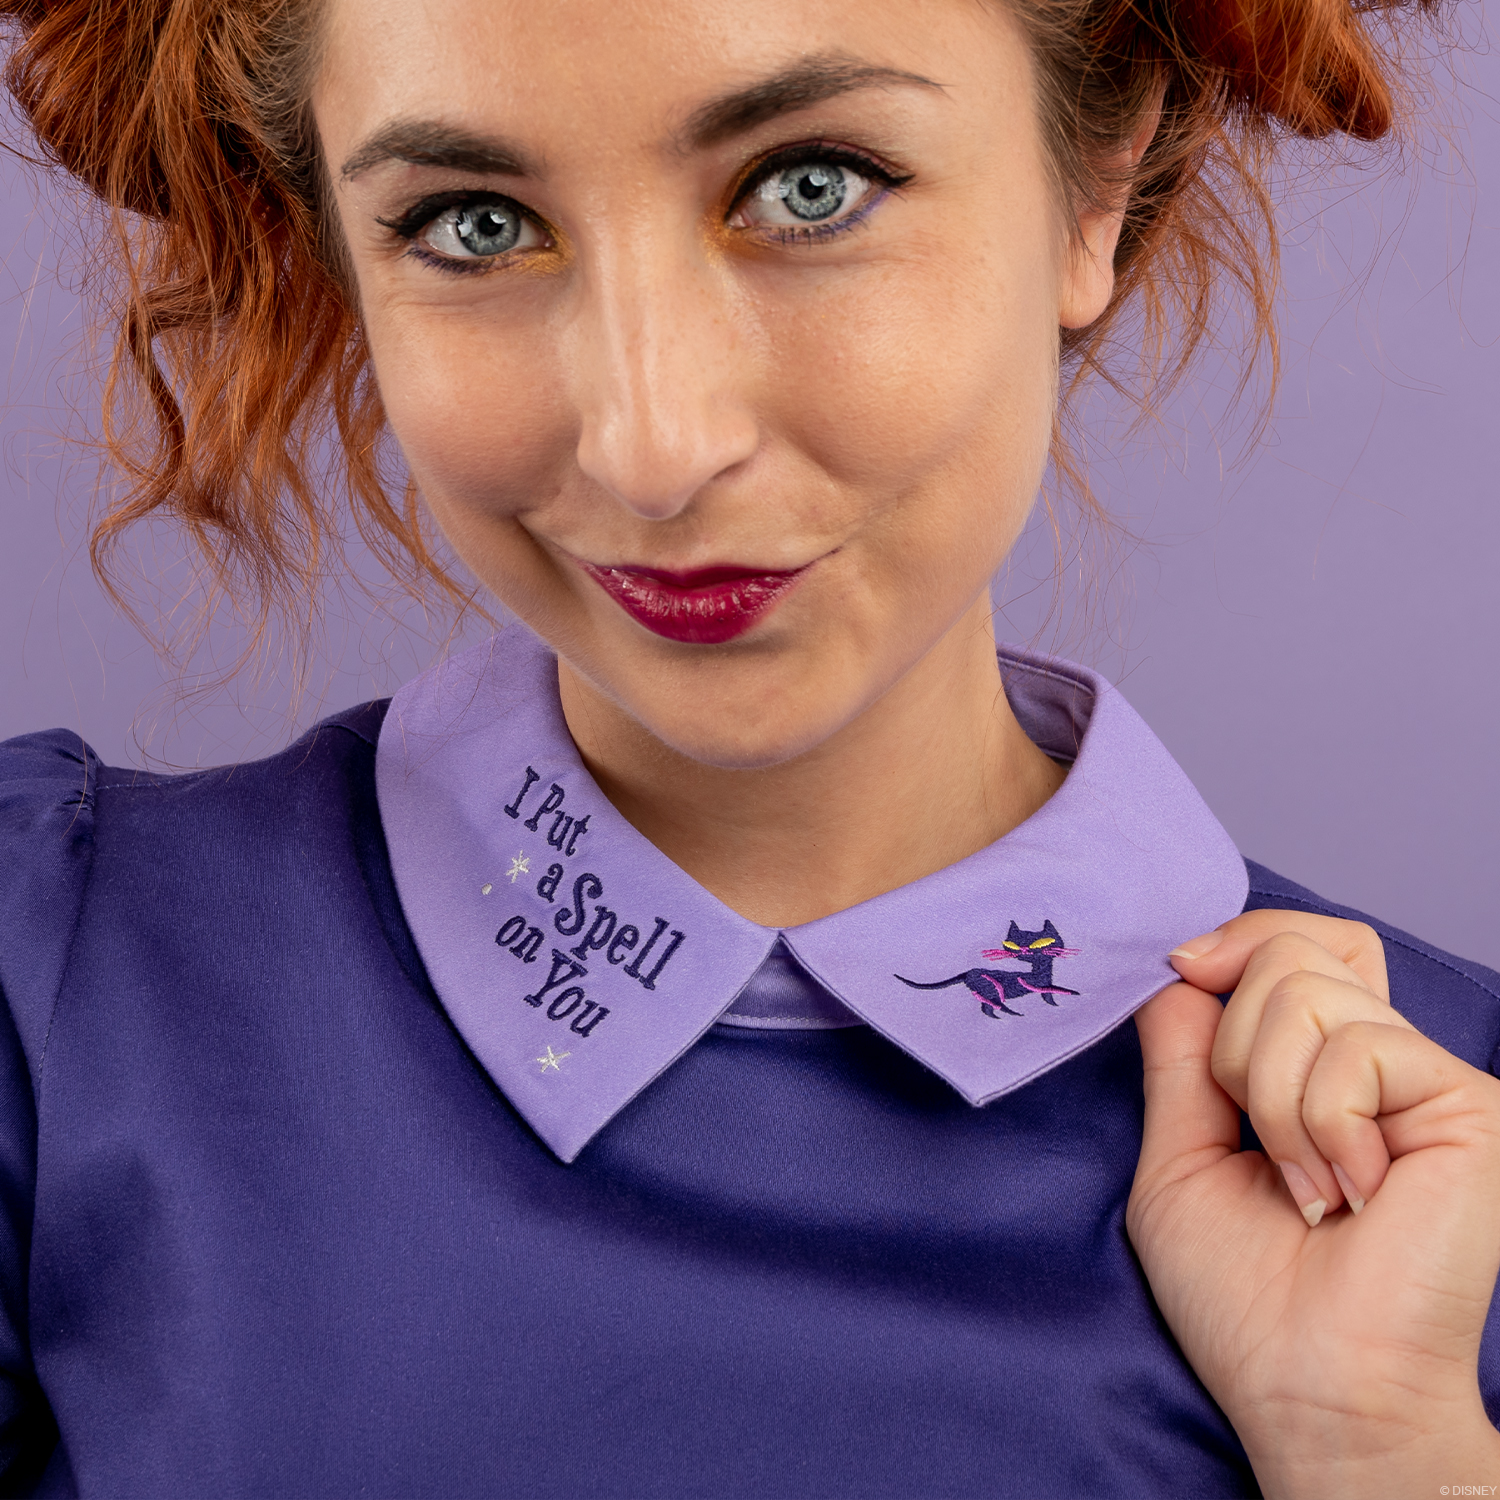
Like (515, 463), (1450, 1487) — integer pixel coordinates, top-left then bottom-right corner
(581, 561), (807, 644)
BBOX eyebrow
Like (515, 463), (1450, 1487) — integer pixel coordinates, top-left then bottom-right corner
(340, 122), (537, 183)
(681, 55), (945, 150)
(338, 53), (945, 184)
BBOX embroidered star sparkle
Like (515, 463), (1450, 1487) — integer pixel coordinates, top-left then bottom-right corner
(506, 850), (531, 884)
(535, 1045), (570, 1074)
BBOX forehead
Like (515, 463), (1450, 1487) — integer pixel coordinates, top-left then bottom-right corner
(315, 0), (1017, 154)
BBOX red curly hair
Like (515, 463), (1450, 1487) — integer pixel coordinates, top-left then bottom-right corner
(0, 0), (1435, 650)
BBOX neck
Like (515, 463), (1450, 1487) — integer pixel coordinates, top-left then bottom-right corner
(556, 594), (1066, 928)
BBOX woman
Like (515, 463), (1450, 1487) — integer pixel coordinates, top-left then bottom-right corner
(0, 0), (1495, 1494)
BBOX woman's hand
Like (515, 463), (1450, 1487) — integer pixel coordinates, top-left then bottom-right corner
(1167, 907), (1391, 1002)
(1128, 927), (1500, 1499)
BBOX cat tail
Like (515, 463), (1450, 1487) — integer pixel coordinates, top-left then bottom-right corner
(895, 973), (969, 990)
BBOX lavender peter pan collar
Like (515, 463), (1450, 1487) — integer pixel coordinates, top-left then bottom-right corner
(375, 626), (1247, 1163)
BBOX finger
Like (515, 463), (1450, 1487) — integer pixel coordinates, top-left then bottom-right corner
(1133, 984), (1241, 1200)
(1211, 932), (1411, 1115)
(1170, 910), (1388, 1002)
(1302, 1020), (1500, 1215)
(1233, 970), (1399, 1219)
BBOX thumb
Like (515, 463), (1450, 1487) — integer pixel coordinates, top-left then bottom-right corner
(1134, 982), (1240, 1188)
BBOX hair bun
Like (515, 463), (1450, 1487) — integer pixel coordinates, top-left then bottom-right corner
(1175, 0), (1417, 140)
(2, 0), (180, 216)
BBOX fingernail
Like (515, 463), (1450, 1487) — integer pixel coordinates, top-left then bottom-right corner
(1278, 1162), (1328, 1227)
(1169, 929), (1226, 962)
(1331, 1163), (1365, 1215)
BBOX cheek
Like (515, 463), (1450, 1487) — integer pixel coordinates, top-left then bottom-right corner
(757, 238), (1060, 572)
(362, 298), (574, 519)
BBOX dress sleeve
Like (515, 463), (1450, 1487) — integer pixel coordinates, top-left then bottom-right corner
(0, 730), (101, 1488)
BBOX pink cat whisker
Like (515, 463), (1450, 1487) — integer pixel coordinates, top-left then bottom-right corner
(982, 946), (1079, 960)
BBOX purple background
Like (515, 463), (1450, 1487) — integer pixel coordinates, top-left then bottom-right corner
(1, 37), (1496, 970)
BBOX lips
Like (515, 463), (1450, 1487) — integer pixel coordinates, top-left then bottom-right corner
(580, 561), (807, 645)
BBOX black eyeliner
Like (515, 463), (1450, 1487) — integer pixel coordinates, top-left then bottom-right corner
(379, 141), (909, 273)
(376, 188), (535, 241)
(731, 140), (914, 208)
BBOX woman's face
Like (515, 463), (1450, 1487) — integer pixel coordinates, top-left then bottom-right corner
(316, 0), (1115, 769)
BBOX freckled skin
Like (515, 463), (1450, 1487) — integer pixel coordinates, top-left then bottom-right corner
(314, 0), (1128, 926)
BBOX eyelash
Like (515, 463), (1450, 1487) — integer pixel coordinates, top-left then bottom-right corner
(727, 142), (912, 246)
(376, 191), (538, 276)
(379, 142), (914, 276)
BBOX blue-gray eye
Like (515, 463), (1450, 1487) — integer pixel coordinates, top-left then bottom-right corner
(774, 164), (847, 221)
(738, 158), (876, 234)
(455, 203), (521, 254)
(420, 198), (544, 261)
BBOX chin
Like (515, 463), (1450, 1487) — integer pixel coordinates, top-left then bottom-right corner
(634, 692), (853, 771)
(597, 649), (865, 770)
(554, 598), (906, 772)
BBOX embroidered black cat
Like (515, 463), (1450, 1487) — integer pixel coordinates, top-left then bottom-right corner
(896, 920), (1081, 1019)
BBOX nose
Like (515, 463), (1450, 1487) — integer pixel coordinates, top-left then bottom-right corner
(569, 232), (759, 521)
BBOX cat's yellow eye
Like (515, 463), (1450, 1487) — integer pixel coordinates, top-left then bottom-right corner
(1003, 941), (1022, 950)
(1030, 937), (1055, 948)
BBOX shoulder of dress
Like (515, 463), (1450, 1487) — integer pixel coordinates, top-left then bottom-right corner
(0, 726), (99, 806)
(84, 697), (392, 805)
(302, 697), (390, 750)
(1243, 858), (1500, 1076)
(0, 729), (104, 1082)
(0, 701), (392, 1085)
